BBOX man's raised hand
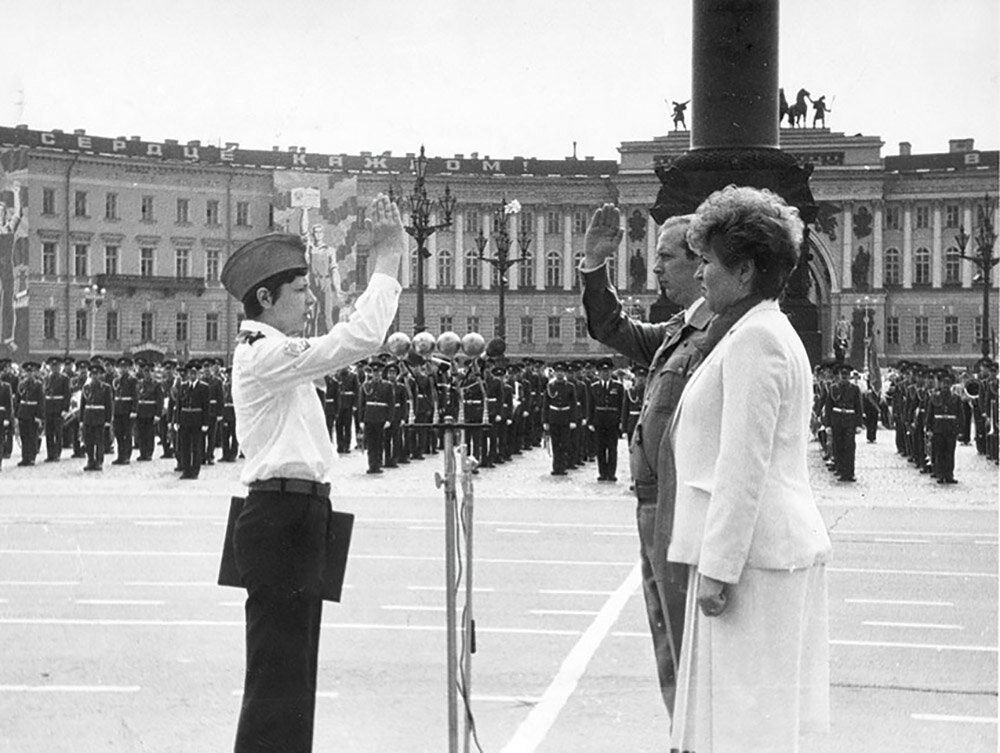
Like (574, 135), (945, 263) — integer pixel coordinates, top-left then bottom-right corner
(583, 203), (623, 268)
(367, 193), (406, 278)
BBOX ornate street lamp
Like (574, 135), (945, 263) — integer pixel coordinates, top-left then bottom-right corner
(955, 194), (998, 359)
(389, 146), (456, 333)
(475, 198), (533, 343)
(81, 283), (106, 358)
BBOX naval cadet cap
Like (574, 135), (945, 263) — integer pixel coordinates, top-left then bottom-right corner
(221, 233), (308, 303)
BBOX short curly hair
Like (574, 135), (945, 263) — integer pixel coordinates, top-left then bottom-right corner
(687, 185), (804, 299)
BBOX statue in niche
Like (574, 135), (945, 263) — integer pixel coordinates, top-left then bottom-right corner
(629, 250), (647, 292)
(627, 209), (646, 242)
(852, 206), (873, 239)
(851, 246), (870, 291)
(814, 202), (839, 242)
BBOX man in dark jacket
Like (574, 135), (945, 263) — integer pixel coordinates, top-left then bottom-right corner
(360, 361), (395, 474)
(43, 356), (71, 461)
(111, 357), (138, 465)
(17, 361), (45, 466)
(589, 358), (624, 481)
(174, 360), (210, 479)
(134, 359), (163, 461)
(79, 361), (114, 471)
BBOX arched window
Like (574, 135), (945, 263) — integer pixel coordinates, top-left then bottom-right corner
(572, 250), (585, 290)
(944, 246), (962, 285)
(545, 249), (562, 289)
(437, 247), (454, 288)
(914, 246), (931, 285)
(607, 253), (618, 288)
(464, 247), (481, 289)
(884, 247), (900, 287)
(518, 248), (535, 288)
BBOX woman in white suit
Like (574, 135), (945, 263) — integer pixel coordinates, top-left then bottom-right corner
(668, 185), (833, 753)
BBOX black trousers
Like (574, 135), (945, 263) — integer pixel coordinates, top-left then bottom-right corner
(136, 418), (156, 459)
(334, 409), (353, 453)
(177, 424), (203, 476)
(594, 421), (619, 478)
(45, 415), (63, 459)
(83, 424), (105, 468)
(113, 416), (133, 461)
(931, 431), (957, 481)
(19, 418), (39, 463)
(831, 420), (857, 479)
(549, 424), (570, 473)
(233, 490), (328, 753)
(365, 421), (384, 471)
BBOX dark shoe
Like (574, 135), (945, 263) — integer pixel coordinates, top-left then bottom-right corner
(180, 473), (198, 479)
(608, 476), (618, 482)
(946, 478), (959, 484)
(366, 468), (383, 474)
(551, 470), (567, 476)
(840, 476), (856, 482)
(17, 460), (32, 466)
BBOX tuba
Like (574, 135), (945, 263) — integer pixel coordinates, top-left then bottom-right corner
(962, 378), (981, 401)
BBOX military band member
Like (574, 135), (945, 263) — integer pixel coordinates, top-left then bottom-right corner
(927, 368), (961, 484)
(134, 359), (163, 461)
(825, 363), (863, 482)
(0, 364), (11, 471)
(360, 361), (395, 474)
(862, 378), (881, 443)
(334, 366), (359, 454)
(66, 358), (87, 458)
(322, 372), (341, 441)
(462, 367), (488, 467)
(622, 366), (645, 444)
(43, 356), (70, 462)
(0, 359), (16, 458)
(111, 357), (138, 465)
(542, 362), (578, 475)
(410, 361), (434, 459)
(175, 360), (210, 479)
(79, 361), (114, 471)
(219, 368), (239, 462)
(16, 361), (45, 466)
(589, 358), (624, 482)
(203, 359), (224, 465)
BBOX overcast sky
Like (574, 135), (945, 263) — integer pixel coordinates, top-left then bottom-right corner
(1, 0), (996, 161)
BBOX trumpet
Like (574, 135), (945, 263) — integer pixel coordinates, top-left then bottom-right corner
(954, 377), (981, 402)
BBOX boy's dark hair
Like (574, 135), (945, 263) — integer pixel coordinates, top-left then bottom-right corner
(241, 267), (308, 318)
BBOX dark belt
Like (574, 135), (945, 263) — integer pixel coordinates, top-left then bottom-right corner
(250, 477), (331, 498)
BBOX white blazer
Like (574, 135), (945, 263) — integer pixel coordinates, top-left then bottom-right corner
(667, 300), (832, 583)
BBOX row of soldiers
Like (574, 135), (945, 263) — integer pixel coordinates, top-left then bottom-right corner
(0, 355), (236, 477)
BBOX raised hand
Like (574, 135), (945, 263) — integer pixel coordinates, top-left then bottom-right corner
(583, 203), (623, 268)
(366, 193), (406, 279)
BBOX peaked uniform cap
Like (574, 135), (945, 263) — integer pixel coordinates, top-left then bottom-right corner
(221, 233), (308, 303)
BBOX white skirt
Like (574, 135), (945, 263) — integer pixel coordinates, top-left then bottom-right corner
(669, 564), (830, 753)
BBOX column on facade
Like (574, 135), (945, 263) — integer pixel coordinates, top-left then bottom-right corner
(508, 212), (519, 291)
(902, 202), (913, 289)
(961, 204), (974, 288)
(480, 210), (491, 291)
(872, 202), (884, 290)
(931, 202), (943, 288)
(841, 203), (853, 290)
(616, 210), (628, 289)
(535, 212), (545, 291)
(646, 212), (658, 291)
(427, 212), (438, 291)
(455, 210), (465, 290)
(562, 210), (573, 291)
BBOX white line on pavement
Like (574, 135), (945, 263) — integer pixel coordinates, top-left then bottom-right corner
(0, 685), (140, 693)
(381, 605), (447, 612)
(473, 695), (542, 704)
(500, 562), (642, 753)
(218, 601), (244, 607)
(126, 581), (218, 587)
(134, 521), (184, 527)
(75, 599), (166, 606)
(232, 690), (339, 699)
(0, 581), (81, 586)
(872, 538), (930, 544)
(408, 585), (495, 593)
(539, 589), (615, 596)
(496, 529), (539, 534)
(846, 599), (954, 606)
(529, 610), (601, 617)
(830, 530), (998, 538)
(828, 567), (997, 578)
(975, 541), (996, 545)
(608, 632), (997, 653)
(911, 713), (998, 725)
(593, 532), (634, 537)
(408, 525), (445, 531)
(863, 621), (963, 630)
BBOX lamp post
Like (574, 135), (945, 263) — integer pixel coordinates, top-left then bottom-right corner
(955, 194), (998, 360)
(475, 198), (533, 343)
(855, 295), (873, 372)
(81, 283), (106, 358)
(390, 146), (456, 333)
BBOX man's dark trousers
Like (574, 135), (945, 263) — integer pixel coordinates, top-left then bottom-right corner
(234, 490), (327, 752)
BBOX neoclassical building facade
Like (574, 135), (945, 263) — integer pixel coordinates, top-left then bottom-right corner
(0, 123), (995, 366)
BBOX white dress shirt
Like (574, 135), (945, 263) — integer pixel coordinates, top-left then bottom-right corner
(232, 272), (401, 487)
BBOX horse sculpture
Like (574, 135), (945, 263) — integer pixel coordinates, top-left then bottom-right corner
(779, 88), (811, 128)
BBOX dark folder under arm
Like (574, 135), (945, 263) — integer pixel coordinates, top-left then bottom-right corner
(217, 496), (354, 602)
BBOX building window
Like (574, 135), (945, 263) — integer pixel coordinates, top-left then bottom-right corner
(175, 247), (190, 278)
(464, 211), (479, 235)
(915, 206), (929, 229)
(573, 211), (588, 234)
(141, 195), (155, 222)
(518, 250), (534, 288)
(547, 316), (561, 340)
(945, 205), (960, 228)
(914, 316), (929, 346)
(43, 309), (56, 340)
(206, 312), (219, 343)
(106, 310), (119, 342)
(104, 245), (118, 276)
(437, 247), (454, 288)
(236, 201), (250, 227)
(75, 309), (88, 341)
(521, 211), (534, 234)
(42, 242), (57, 277)
(439, 315), (453, 333)
(944, 316), (959, 346)
(176, 198), (189, 224)
(944, 247), (962, 284)
(883, 247), (900, 287)
(141, 312), (154, 342)
(520, 316), (533, 344)
(206, 249), (221, 282)
(546, 211), (561, 235)
(140, 247), (155, 277)
(914, 246), (931, 285)
(886, 316), (899, 346)
(545, 249), (562, 289)
(105, 193), (118, 221)
(42, 188), (56, 215)
(176, 312), (189, 342)
(74, 244), (89, 278)
(74, 191), (87, 218)
(885, 206), (901, 230)
(575, 317), (588, 339)
(467, 315), (480, 333)
(464, 248), (481, 288)
(206, 199), (220, 225)
(572, 250), (586, 290)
